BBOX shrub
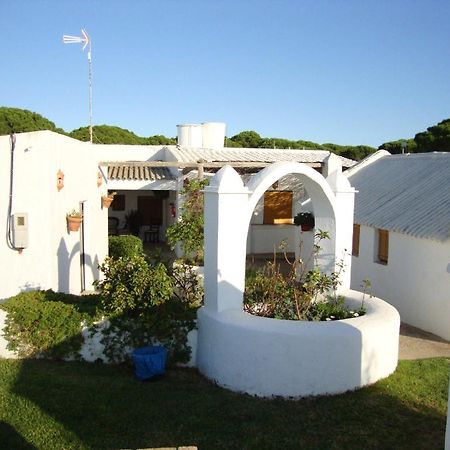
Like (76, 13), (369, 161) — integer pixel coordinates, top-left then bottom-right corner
(0, 290), (101, 358)
(108, 234), (143, 259)
(244, 231), (366, 321)
(95, 255), (172, 316)
(166, 178), (209, 265)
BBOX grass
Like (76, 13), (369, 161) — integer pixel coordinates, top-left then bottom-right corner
(0, 358), (448, 449)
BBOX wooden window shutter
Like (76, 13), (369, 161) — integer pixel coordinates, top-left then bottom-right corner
(378, 229), (389, 264)
(263, 191), (293, 224)
(352, 224), (360, 257)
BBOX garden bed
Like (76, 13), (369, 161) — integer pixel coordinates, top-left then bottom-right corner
(198, 289), (400, 398)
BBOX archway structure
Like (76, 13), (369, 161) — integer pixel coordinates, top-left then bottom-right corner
(197, 160), (399, 397)
(202, 159), (355, 314)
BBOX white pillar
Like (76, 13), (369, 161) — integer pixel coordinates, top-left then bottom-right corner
(203, 166), (250, 313)
(326, 169), (356, 290)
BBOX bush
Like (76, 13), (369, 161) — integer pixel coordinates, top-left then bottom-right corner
(108, 235), (143, 259)
(166, 178), (209, 264)
(244, 231), (366, 321)
(0, 290), (101, 358)
(95, 255), (172, 316)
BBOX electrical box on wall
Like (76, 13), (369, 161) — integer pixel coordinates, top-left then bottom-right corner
(12, 213), (29, 249)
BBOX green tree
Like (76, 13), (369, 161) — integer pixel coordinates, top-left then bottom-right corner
(69, 125), (146, 144)
(377, 139), (417, 154)
(230, 130), (262, 148)
(414, 118), (450, 152)
(0, 107), (65, 135)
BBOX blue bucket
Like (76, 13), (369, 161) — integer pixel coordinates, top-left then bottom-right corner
(132, 346), (167, 381)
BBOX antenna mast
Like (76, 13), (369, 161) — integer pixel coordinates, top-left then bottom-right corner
(63, 29), (93, 144)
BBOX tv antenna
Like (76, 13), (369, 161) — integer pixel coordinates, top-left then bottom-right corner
(62, 29), (93, 144)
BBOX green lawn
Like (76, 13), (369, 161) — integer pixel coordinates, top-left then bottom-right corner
(0, 358), (448, 450)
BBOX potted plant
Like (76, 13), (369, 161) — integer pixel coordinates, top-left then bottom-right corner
(66, 209), (83, 232)
(102, 191), (116, 209)
(294, 211), (315, 231)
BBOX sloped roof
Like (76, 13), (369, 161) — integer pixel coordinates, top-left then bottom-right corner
(165, 145), (356, 168)
(107, 164), (175, 181)
(347, 152), (450, 242)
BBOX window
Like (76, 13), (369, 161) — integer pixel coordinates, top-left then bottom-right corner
(111, 194), (125, 211)
(263, 191), (293, 224)
(377, 229), (389, 265)
(352, 224), (360, 257)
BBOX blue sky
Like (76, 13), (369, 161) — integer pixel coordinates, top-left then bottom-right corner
(1, 0), (449, 146)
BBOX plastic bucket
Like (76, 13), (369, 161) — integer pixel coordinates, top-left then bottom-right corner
(132, 346), (167, 381)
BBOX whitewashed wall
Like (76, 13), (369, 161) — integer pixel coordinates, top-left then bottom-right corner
(0, 131), (108, 299)
(351, 225), (450, 341)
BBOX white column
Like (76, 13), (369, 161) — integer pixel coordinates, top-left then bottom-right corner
(203, 166), (250, 313)
(326, 170), (356, 290)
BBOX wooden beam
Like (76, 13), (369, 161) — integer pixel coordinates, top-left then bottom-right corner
(99, 160), (322, 169)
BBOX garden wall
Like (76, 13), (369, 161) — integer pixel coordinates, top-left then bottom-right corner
(197, 290), (400, 397)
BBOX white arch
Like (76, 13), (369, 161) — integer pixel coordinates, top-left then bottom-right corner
(245, 161), (337, 225)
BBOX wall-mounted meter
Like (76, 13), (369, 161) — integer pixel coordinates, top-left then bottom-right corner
(12, 213), (28, 249)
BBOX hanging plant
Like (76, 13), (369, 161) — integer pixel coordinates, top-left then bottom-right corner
(66, 210), (83, 232)
(102, 191), (116, 209)
(294, 211), (315, 231)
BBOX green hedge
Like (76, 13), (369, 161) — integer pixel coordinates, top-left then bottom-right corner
(0, 290), (102, 359)
(108, 235), (143, 259)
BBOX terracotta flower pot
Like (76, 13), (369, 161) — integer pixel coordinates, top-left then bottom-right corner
(102, 195), (114, 209)
(67, 216), (83, 232)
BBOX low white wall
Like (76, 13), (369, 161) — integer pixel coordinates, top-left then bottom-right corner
(247, 224), (296, 254)
(197, 289), (400, 398)
(351, 226), (450, 341)
(0, 311), (198, 367)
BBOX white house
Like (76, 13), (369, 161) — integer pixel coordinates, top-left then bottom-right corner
(347, 151), (450, 341)
(0, 131), (108, 299)
(0, 123), (355, 300)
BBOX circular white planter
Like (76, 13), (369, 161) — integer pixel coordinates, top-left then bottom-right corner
(197, 289), (400, 398)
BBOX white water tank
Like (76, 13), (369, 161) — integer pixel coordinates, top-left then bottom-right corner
(202, 122), (226, 149)
(177, 124), (203, 147)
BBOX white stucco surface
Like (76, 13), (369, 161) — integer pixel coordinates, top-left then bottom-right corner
(198, 162), (400, 397)
(0, 132), (108, 299)
(351, 226), (450, 341)
(197, 290), (400, 397)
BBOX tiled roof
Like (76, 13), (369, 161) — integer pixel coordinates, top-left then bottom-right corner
(347, 152), (450, 242)
(107, 164), (175, 181)
(165, 146), (356, 168)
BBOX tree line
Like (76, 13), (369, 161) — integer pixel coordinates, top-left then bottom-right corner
(1, 106), (448, 160)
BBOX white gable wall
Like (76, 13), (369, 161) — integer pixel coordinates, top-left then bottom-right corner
(0, 132), (108, 299)
(351, 225), (450, 341)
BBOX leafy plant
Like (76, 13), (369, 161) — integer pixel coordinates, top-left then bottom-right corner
(0, 290), (101, 358)
(94, 255), (172, 317)
(166, 178), (209, 265)
(108, 234), (143, 259)
(171, 260), (204, 307)
(244, 231), (365, 321)
(293, 211), (315, 228)
(67, 209), (83, 218)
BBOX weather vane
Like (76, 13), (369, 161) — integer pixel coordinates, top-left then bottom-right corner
(62, 29), (93, 144)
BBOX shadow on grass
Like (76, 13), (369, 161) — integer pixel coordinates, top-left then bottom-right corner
(2, 358), (448, 449)
(0, 421), (36, 450)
